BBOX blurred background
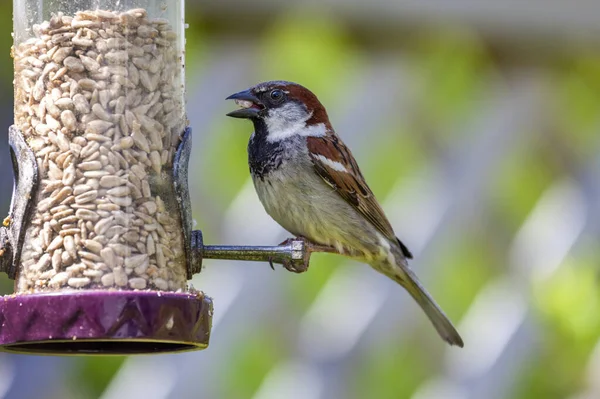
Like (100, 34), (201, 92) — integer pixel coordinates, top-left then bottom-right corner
(1, 1), (599, 398)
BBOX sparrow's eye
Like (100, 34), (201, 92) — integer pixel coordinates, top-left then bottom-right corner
(269, 89), (284, 103)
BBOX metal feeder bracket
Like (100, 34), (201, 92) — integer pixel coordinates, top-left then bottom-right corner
(0, 126), (40, 279)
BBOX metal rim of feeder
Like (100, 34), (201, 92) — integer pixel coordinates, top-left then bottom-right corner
(0, 291), (212, 355)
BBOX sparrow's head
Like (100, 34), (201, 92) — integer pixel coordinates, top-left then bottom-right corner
(226, 81), (331, 141)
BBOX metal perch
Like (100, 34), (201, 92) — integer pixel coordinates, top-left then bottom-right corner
(193, 232), (338, 274)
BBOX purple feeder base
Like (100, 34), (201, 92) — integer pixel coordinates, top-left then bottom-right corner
(0, 290), (213, 355)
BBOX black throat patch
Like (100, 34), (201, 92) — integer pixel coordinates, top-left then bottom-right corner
(247, 120), (285, 180)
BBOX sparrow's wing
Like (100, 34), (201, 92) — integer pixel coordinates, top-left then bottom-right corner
(306, 134), (397, 243)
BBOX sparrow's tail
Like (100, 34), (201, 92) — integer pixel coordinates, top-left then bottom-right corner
(379, 258), (464, 347)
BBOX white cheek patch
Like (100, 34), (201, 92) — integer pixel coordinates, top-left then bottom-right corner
(314, 154), (348, 173)
(265, 103), (327, 142)
(266, 103), (305, 132)
(266, 121), (328, 142)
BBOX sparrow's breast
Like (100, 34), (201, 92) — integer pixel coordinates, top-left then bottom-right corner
(249, 136), (383, 259)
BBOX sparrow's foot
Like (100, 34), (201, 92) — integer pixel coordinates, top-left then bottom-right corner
(281, 236), (310, 273)
(277, 236), (339, 273)
(281, 257), (308, 273)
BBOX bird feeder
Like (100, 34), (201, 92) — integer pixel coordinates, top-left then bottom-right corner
(0, 0), (318, 356)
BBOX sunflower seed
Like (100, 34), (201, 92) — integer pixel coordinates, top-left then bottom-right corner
(113, 267), (128, 286)
(101, 273), (115, 286)
(68, 277), (91, 288)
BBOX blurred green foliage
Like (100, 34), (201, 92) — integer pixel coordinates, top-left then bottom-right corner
(202, 116), (250, 208)
(74, 356), (127, 398)
(535, 253), (600, 343)
(556, 54), (600, 158)
(432, 232), (500, 319)
(286, 253), (343, 312)
(514, 252), (600, 399)
(361, 125), (428, 199)
(0, 2), (13, 93)
(411, 27), (492, 140)
(351, 337), (430, 399)
(219, 328), (284, 399)
(491, 139), (558, 231)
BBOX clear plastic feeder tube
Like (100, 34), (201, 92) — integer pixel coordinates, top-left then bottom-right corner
(12, 0), (188, 292)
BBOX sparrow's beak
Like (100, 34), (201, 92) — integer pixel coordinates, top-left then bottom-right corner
(226, 89), (263, 119)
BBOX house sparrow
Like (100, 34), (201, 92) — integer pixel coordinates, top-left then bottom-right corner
(226, 81), (463, 347)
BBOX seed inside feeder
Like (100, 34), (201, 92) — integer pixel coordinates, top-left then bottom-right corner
(13, 8), (187, 293)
